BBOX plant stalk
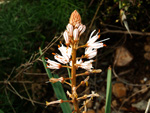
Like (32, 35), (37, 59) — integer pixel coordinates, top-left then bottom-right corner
(71, 44), (80, 113)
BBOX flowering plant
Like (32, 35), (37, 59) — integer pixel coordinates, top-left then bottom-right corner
(44, 10), (109, 113)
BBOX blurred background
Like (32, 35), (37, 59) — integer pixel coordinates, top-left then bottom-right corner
(0, 0), (150, 113)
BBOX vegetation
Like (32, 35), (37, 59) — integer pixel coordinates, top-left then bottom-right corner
(0, 0), (150, 113)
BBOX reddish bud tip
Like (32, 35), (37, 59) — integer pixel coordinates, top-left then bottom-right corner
(45, 57), (48, 59)
(69, 10), (81, 27)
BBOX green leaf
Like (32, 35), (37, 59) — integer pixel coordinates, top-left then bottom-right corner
(105, 66), (112, 113)
(0, 109), (4, 113)
(39, 47), (71, 113)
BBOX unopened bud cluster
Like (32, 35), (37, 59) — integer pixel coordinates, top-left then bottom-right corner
(45, 10), (109, 113)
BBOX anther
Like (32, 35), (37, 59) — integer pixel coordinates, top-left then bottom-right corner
(52, 53), (56, 55)
(103, 44), (107, 46)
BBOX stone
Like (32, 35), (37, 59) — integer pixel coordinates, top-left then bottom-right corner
(132, 100), (148, 111)
(87, 109), (95, 113)
(112, 100), (118, 107)
(144, 53), (150, 60)
(112, 83), (127, 98)
(144, 45), (150, 52)
(115, 46), (133, 66)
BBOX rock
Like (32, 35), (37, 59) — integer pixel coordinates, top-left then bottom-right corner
(97, 109), (104, 113)
(112, 83), (126, 98)
(132, 100), (148, 111)
(144, 53), (150, 60)
(87, 109), (95, 113)
(115, 46), (133, 66)
(146, 80), (150, 84)
(100, 106), (105, 113)
(144, 45), (150, 60)
(112, 100), (118, 107)
(144, 45), (150, 52)
(112, 111), (123, 113)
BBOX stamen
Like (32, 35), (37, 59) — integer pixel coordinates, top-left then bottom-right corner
(103, 44), (107, 46)
(98, 35), (101, 38)
(98, 38), (110, 43)
(52, 53), (56, 55)
(98, 29), (100, 33)
(45, 57), (48, 59)
(58, 45), (60, 48)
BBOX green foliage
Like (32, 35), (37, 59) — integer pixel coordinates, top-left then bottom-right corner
(0, 0), (87, 75)
(0, 0), (88, 113)
(39, 47), (72, 113)
(0, 109), (4, 113)
(105, 67), (112, 113)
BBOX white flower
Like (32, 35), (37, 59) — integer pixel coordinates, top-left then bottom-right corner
(76, 59), (83, 64)
(69, 59), (82, 67)
(46, 59), (61, 69)
(58, 44), (72, 60)
(86, 30), (109, 49)
(85, 47), (97, 59)
(54, 54), (69, 64)
(86, 30), (99, 45)
(87, 41), (104, 49)
(78, 60), (94, 71)
(54, 44), (72, 64)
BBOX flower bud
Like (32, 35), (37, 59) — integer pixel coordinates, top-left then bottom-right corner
(73, 28), (79, 41)
(78, 24), (86, 36)
(66, 24), (73, 37)
(69, 10), (81, 27)
(63, 30), (70, 46)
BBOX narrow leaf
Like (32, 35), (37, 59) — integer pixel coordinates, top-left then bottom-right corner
(105, 66), (112, 113)
(39, 47), (71, 113)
